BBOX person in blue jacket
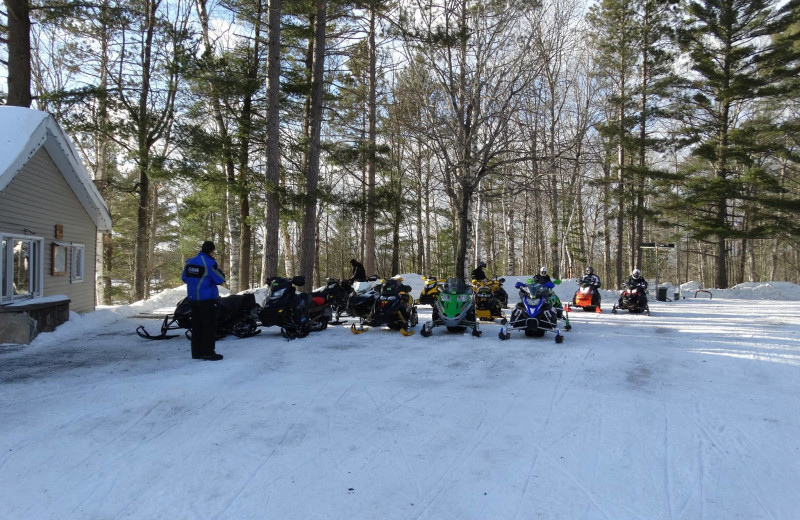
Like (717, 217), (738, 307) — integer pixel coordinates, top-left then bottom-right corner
(182, 241), (226, 360)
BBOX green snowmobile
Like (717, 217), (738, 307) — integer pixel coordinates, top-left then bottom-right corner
(420, 277), (482, 337)
(541, 279), (571, 331)
(530, 275), (571, 330)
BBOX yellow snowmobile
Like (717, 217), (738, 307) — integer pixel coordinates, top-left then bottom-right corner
(350, 276), (418, 335)
(418, 276), (446, 305)
(472, 278), (506, 321)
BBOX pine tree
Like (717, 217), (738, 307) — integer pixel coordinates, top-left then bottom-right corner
(675, 0), (798, 288)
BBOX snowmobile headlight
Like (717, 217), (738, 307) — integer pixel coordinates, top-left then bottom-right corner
(457, 294), (470, 302)
(439, 293), (452, 302)
(270, 288), (286, 299)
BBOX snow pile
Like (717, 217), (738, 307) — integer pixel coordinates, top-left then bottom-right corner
(676, 281), (800, 301)
(31, 285), (202, 348)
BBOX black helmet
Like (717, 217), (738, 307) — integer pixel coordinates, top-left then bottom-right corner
(478, 261), (486, 268)
(632, 268), (641, 279)
(585, 266), (594, 275)
(539, 266), (547, 275)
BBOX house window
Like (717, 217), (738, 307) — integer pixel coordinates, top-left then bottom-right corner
(71, 244), (85, 283)
(52, 243), (68, 276)
(1, 233), (44, 303)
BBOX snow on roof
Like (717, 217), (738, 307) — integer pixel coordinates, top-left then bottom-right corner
(0, 106), (112, 232)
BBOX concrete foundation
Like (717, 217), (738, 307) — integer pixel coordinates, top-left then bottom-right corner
(0, 297), (71, 344)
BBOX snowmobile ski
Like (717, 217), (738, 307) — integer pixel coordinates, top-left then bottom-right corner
(135, 325), (179, 340)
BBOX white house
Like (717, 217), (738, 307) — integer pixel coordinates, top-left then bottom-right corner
(0, 106), (112, 343)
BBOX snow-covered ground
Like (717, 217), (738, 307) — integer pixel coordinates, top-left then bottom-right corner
(2, 276), (800, 519)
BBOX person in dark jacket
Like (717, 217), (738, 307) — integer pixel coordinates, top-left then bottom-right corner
(471, 261), (487, 281)
(579, 266), (601, 288)
(534, 266), (552, 285)
(578, 266), (602, 306)
(472, 260), (509, 307)
(182, 241), (226, 361)
(626, 268), (648, 292)
(350, 259), (367, 283)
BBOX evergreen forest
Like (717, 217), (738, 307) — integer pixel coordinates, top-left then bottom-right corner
(2, 0), (799, 303)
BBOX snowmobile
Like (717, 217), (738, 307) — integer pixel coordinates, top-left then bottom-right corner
(258, 276), (332, 339)
(420, 277), (481, 337)
(136, 293), (261, 340)
(418, 276), (446, 306)
(539, 280), (571, 330)
(572, 281), (602, 313)
(350, 276), (418, 335)
(499, 280), (564, 343)
(611, 281), (650, 316)
(312, 275), (380, 323)
(473, 278), (506, 321)
(313, 278), (355, 324)
(345, 277), (383, 321)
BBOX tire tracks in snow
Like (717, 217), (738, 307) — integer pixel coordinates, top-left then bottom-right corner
(691, 401), (779, 520)
(410, 396), (519, 520)
(212, 384), (331, 519)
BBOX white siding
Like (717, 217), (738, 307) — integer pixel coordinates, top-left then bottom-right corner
(0, 148), (98, 312)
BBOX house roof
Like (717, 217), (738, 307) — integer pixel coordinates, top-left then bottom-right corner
(0, 106), (112, 232)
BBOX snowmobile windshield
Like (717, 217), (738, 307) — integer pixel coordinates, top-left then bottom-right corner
(443, 278), (469, 294)
(381, 279), (403, 296)
(269, 277), (293, 297)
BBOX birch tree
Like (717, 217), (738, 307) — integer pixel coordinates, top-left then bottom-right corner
(398, 0), (538, 279)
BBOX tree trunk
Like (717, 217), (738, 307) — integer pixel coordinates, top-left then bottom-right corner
(300, 0), (327, 280)
(147, 183), (160, 300)
(456, 182), (474, 280)
(615, 142), (625, 288)
(263, 0), (283, 281)
(196, 0), (240, 292)
(132, 0), (159, 302)
(364, 5), (378, 277)
(282, 221), (295, 276)
(5, 0), (32, 107)
(95, 2), (113, 304)
(424, 154), (432, 275)
(416, 153), (424, 273)
(603, 159), (612, 286)
(505, 188), (515, 276)
(714, 102), (730, 289)
(235, 0), (263, 291)
(474, 183), (482, 267)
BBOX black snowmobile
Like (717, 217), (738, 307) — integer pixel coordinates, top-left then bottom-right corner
(313, 278), (355, 324)
(258, 276), (332, 339)
(136, 293), (261, 340)
(350, 277), (418, 335)
(612, 281), (650, 315)
(313, 275), (379, 323)
(345, 277), (383, 322)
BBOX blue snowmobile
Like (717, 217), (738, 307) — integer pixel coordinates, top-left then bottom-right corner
(499, 280), (564, 343)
